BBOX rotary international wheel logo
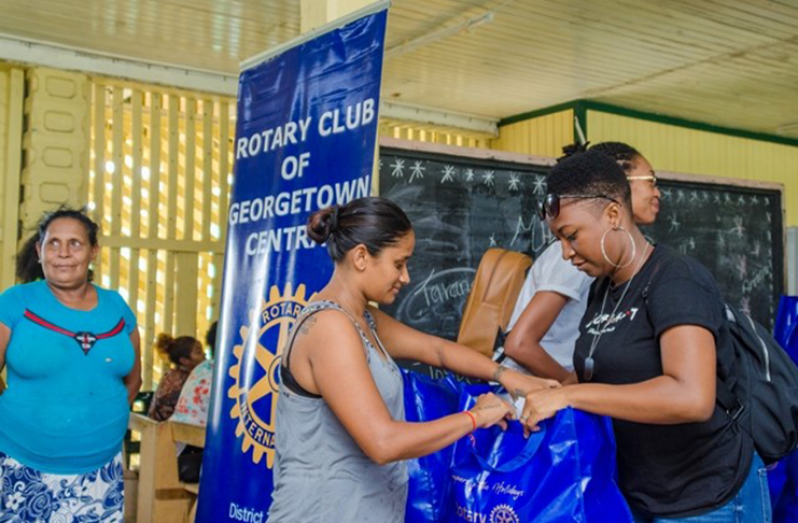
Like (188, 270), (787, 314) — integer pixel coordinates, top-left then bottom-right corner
(490, 504), (519, 523)
(227, 283), (314, 467)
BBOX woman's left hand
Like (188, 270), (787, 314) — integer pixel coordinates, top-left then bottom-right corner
(499, 368), (560, 399)
(519, 387), (572, 438)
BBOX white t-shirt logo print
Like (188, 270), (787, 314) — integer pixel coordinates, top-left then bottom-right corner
(586, 307), (641, 335)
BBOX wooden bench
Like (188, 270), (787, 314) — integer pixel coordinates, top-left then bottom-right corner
(127, 413), (206, 523)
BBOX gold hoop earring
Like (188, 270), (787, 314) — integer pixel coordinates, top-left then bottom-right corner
(600, 226), (636, 269)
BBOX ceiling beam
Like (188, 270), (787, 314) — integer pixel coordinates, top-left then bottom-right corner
(381, 101), (498, 136)
(0, 35), (239, 96)
(0, 34), (497, 136)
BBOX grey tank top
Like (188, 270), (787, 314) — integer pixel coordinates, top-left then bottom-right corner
(267, 301), (408, 523)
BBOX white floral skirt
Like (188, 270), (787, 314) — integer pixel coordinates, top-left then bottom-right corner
(0, 451), (124, 523)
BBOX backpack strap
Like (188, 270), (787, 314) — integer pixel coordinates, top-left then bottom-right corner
(715, 378), (746, 421)
(640, 262), (661, 302)
(715, 306), (747, 422)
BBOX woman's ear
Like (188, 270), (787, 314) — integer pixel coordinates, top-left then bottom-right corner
(605, 201), (622, 229)
(350, 244), (369, 272)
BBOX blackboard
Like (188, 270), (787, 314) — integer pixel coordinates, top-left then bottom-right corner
(378, 140), (784, 339)
(640, 179), (784, 329)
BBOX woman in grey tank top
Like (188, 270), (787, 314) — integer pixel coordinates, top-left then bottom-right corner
(267, 197), (560, 523)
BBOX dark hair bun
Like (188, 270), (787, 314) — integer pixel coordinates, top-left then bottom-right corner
(154, 332), (200, 366)
(306, 197), (412, 262)
(307, 206), (339, 245)
(155, 332), (176, 357)
(558, 142), (590, 162)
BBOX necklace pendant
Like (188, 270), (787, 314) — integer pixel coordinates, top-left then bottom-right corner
(584, 357), (595, 382)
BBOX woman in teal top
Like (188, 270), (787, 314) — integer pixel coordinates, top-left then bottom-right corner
(0, 208), (142, 522)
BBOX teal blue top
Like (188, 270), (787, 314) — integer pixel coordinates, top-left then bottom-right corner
(0, 281), (136, 474)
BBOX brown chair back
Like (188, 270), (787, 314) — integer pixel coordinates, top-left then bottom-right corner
(457, 248), (532, 357)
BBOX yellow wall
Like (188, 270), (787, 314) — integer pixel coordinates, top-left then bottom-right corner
(378, 121), (491, 149)
(491, 110), (574, 158)
(0, 66), (24, 290)
(587, 111), (798, 226)
(492, 108), (798, 227)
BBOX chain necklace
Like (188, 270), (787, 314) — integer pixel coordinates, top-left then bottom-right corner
(583, 241), (650, 381)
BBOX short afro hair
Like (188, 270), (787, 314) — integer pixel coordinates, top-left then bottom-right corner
(546, 149), (632, 212)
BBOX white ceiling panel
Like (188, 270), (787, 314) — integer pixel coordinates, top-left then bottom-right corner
(0, 0), (796, 136)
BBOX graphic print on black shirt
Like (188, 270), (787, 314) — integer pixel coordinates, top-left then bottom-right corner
(573, 245), (754, 518)
(584, 306), (643, 336)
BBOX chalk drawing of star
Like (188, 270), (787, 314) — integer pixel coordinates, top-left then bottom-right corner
(668, 213), (681, 233)
(661, 188), (672, 200)
(508, 174), (521, 191)
(482, 170), (495, 187)
(532, 176), (546, 195)
(409, 161), (425, 183)
(713, 194), (721, 204)
(464, 168), (475, 182)
(738, 195), (746, 205)
(489, 234), (497, 247)
(731, 217), (745, 237)
(390, 158), (405, 178)
(441, 165), (456, 184)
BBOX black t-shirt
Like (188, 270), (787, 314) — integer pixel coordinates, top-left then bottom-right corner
(573, 244), (753, 518)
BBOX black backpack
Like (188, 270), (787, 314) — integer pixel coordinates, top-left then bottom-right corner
(716, 305), (798, 464)
(642, 262), (798, 464)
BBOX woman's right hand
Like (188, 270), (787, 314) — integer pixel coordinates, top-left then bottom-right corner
(470, 393), (514, 430)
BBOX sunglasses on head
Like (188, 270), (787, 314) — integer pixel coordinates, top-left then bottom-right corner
(537, 193), (620, 221)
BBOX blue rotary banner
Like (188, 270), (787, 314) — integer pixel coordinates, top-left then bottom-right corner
(195, 6), (388, 522)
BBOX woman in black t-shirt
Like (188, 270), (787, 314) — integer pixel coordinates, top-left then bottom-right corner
(518, 150), (770, 522)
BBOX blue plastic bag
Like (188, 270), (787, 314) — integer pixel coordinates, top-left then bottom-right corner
(402, 368), (468, 523)
(446, 400), (632, 523)
(775, 295), (798, 365)
(770, 296), (798, 522)
(769, 453), (798, 523)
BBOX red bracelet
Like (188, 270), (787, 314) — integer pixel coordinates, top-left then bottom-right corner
(463, 410), (477, 432)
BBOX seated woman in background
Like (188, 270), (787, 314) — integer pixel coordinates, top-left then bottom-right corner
(148, 333), (206, 421)
(268, 197), (559, 523)
(171, 321), (217, 427)
(520, 149), (769, 522)
(503, 141), (660, 382)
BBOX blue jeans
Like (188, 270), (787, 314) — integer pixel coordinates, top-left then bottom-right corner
(632, 453), (772, 523)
